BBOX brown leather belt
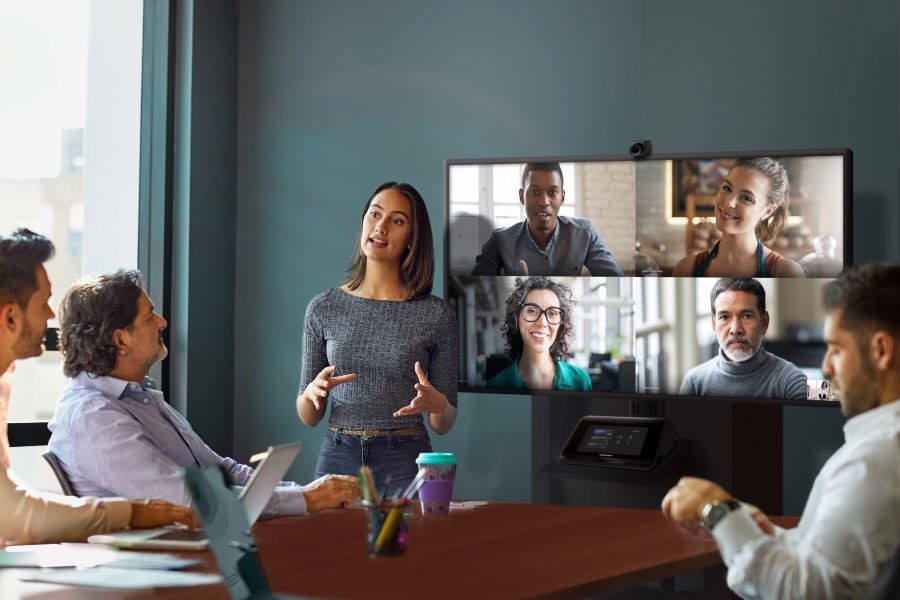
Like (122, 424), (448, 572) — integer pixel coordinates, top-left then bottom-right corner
(328, 425), (426, 438)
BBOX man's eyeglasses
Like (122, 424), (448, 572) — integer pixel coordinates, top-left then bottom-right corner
(519, 303), (563, 325)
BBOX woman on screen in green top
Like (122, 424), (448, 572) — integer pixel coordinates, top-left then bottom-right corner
(487, 277), (591, 392)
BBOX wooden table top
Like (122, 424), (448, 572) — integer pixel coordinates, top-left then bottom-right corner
(0, 503), (799, 600)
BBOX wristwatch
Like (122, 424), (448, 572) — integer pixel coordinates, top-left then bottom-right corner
(701, 498), (741, 530)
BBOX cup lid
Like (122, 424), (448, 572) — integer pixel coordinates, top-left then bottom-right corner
(416, 452), (457, 465)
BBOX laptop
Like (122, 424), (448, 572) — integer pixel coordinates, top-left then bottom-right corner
(184, 464), (304, 599)
(88, 442), (302, 551)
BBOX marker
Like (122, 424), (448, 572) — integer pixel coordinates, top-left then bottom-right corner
(374, 501), (407, 553)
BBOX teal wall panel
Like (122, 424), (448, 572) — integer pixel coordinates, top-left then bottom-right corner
(233, 0), (642, 495)
(229, 0), (898, 501)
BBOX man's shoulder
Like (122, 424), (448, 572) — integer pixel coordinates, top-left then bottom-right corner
(684, 356), (719, 378)
(557, 216), (597, 234)
(53, 376), (123, 428)
(761, 349), (807, 377)
(60, 375), (116, 404)
(488, 220), (527, 239)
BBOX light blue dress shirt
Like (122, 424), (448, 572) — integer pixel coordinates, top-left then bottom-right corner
(48, 372), (306, 518)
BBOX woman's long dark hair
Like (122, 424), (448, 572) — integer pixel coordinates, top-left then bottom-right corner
(345, 182), (434, 300)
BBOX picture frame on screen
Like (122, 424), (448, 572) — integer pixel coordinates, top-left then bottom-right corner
(444, 149), (851, 408)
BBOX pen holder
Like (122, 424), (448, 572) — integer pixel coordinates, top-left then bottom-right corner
(363, 500), (408, 557)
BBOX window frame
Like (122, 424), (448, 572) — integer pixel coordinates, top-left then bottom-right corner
(8, 0), (175, 448)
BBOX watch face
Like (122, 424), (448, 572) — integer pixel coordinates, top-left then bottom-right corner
(704, 502), (730, 529)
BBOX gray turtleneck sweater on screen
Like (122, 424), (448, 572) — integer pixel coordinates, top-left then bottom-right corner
(679, 347), (807, 400)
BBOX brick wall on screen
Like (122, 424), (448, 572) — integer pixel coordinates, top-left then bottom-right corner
(577, 162), (636, 272)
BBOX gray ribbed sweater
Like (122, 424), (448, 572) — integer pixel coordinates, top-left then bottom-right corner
(300, 288), (459, 430)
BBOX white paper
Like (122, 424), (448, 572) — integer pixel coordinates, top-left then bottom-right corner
(450, 500), (489, 510)
(20, 567), (222, 589)
(1, 544), (201, 570)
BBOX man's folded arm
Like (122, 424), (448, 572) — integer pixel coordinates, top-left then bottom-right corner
(218, 456), (307, 518)
(714, 459), (899, 598)
(0, 468), (131, 544)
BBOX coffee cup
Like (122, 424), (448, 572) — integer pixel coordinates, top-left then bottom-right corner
(415, 452), (456, 515)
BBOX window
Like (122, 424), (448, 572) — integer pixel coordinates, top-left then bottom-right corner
(1, 0), (143, 487)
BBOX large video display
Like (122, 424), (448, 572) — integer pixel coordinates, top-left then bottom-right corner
(445, 150), (850, 405)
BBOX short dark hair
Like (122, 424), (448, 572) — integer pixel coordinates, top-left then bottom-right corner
(521, 162), (564, 189)
(823, 263), (900, 347)
(501, 276), (575, 361)
(0, 228), (55, 308)
(710, 278), (766, 315)
(58, 270), (145, 377)
(345, 182), (434, 300)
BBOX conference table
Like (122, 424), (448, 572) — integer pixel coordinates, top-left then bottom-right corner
(1, 502), (798, 599)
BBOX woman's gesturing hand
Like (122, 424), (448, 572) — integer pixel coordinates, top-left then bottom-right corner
(393, 361), (448, 417)
(304, 365), (357, 410)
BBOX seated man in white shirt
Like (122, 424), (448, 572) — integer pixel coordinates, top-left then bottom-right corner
(662, 263), (900, 599)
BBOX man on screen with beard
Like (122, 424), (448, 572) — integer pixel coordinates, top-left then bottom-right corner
(679, 278), (806, 400)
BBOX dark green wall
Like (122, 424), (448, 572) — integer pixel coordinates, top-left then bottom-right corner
(230, 0), (898, 505)
(166, 0), (239, 452)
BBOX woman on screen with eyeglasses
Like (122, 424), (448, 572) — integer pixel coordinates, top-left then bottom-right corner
(487, 277), (591, 392)
(672, 157), (805, 278)
(296, 182), (458, 495)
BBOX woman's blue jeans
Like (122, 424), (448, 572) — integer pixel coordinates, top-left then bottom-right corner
(315, 429), (432, 497)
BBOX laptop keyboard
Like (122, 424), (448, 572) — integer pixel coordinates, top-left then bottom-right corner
(154, 529), (208, 542)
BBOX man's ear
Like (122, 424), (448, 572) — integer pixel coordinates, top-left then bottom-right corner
(760, 311), (770, 335)
(560, 189), (566, 205)
(868, 331), (895, 372)
(111, 328), (130, 354)
(0, 303), (21, 336)
(519, 188), (525, 206)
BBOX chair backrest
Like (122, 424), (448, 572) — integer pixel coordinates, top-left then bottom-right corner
(42, 451), (77, 497)
(882, 551), (900, 600)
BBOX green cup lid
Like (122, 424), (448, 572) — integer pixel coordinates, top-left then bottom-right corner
(416, 452), (457, 465)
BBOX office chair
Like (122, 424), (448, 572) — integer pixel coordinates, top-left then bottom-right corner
(42, 451), (77, 496)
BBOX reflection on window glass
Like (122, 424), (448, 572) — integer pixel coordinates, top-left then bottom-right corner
(0, 0), (142, 422)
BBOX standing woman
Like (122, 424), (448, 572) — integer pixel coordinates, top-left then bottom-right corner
(673, 157), (805, 277)
(297, 182), (458, 494)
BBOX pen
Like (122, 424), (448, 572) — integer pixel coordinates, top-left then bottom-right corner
(379, 475), (392, 508)
(400, 468), (427, 500)
(361, 466), (378, 504)
(373, 500), (407, 553)
(405, 475), (427, 501)
(358, 469), (371, 503)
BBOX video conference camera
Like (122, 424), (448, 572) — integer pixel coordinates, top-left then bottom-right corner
(629, 140), (652, 159)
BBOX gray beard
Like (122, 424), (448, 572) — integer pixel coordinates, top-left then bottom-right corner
(720, 342), (760, 363)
